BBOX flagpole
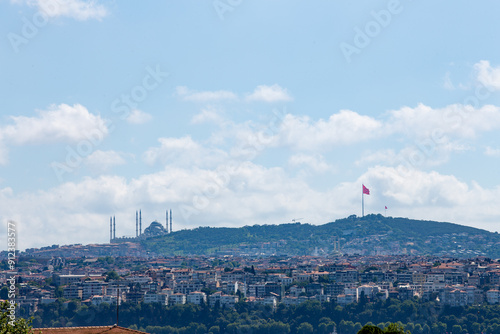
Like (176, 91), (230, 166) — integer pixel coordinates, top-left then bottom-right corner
(362, 186), (364, 217)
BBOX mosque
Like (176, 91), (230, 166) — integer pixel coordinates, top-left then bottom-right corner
(109, 209), (172, 243)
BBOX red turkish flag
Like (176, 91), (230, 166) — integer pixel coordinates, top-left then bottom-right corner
(362, 185), (370, 195)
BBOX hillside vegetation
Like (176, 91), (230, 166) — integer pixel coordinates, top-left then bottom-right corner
(141, 215), (500, 258)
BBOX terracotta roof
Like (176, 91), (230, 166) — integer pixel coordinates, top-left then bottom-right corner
(32, 325), (148, 334)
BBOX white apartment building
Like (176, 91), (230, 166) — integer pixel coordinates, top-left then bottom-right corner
(336, 294), (356, 306)
(281, 296), (309, 306)
(91, 295), (118, 306)
(209, 292), (238, 308)
(143, 292), (168, 305)
(169, 293), (186, 305)
(486, 289), (500, 304)
(82, 281), (107, 300)
(125, 275), (152, 285)
(187, 291), (207, 305)
(356, 284), (381, 301)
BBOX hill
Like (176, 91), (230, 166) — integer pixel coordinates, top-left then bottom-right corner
(141, 214), (500, 258)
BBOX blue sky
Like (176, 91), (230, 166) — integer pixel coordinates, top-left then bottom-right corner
(1, 0), (500, 250)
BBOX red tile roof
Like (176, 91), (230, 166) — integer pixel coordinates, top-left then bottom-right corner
(32, 325), (148, 334)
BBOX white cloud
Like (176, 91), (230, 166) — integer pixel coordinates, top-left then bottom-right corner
(0, 103), (108, 165)
(474, 60), (500, 91)
(84, 150), (127, 173)
(175, 86), (237, 102)
(276, 110), (383, 151)
(1, 103), (108, 145)
(17, 0), (108, 21)
(351, 165), (500, 232)
(356, 141), (471, 170)
(246, 84), (293, 102)
(355, 103), (500, 168)
(228, 102), (500, 157)
(362, 165), (469, 206)
(288, 153), (331, 173)
(175, 84), (292, 104)
(387, 103), (500, 140)
(126, 109), (152, 124)
(143, 136), (228, 168)
(144, 136), (200, 166)
(485, 146), (500, 157)
(355, 149), (398, 167)
(191, 107), (223, 124)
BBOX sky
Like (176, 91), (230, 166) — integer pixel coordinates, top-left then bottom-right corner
(1, 0), (500, 250)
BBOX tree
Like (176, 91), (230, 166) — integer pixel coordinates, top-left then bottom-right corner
(451, 324), (462, 334)
(470, 322), (481, 333)
(0, 287), (8, 300)
(297, 322), (314, 334)
(105, 270), (120, 282)
(54, 286), (63, 298)
(0, 300), (33, 333)
(339, 320), (355, 334)
(412, 324), (423, 334)
(384, 322), (411, 334)
(358, 325), (384, 334)
(208, 325), (220, 334)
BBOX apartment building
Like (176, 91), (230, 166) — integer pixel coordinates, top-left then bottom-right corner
(82, 281), (107, 300)
(186, 291), (207, 305)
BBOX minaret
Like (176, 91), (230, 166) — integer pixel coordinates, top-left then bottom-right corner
(139, 210), (142, 236)
(136, 211), (138, 237)
(113, 216), (116, 239)
(110, 216), (112, 243)
(166, 210), (169, 233)
(169, 209), (172, 233)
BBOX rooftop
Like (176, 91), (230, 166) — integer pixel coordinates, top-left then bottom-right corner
(32, 325), (147, 334)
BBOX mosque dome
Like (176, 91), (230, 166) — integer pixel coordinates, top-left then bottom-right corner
(143, 221), (167, 236)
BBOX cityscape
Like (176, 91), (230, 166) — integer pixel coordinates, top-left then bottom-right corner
(1, 215), (500, 333)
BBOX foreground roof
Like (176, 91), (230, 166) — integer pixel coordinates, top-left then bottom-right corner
(32, 325), (148, 334)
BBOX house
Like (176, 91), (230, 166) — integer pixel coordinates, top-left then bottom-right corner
(126, 290), (145, 304)
(336, 293), (356, 306)
(486, 289), (500, 304)
(305, 282), (323, 296)
(90, 295), (119, 306)
(143, 292), (168, 305)
(33, 325), (148, 333)
(53, 274), (86, 286)
(186, 291), (207, 305)
(174, 281), (203, 294)
(324, 283), (345, 297)
(440, 287), (469, 307)
(357, 284), (381, 301)
(249, 296), (278, 309)
(289, 285), (305, 297)
(281, 296), (309, 306)
(82, 281), (107, 300)
(63, 284), (83, 300)
(169, 293), (186, 305)
(208, 291), (238, 308)
(397, 284), (415, 301)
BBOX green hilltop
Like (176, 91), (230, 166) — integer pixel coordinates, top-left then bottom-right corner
(141, 214), (500, 258)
